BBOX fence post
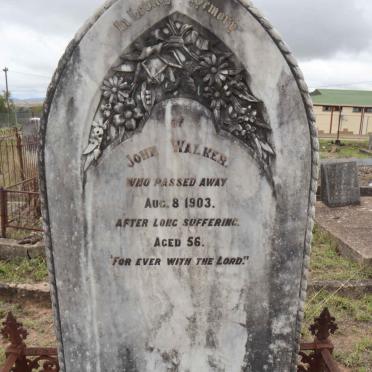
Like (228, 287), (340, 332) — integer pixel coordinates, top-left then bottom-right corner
(15, 128), (25, 183)
(0, 188), (8, 238)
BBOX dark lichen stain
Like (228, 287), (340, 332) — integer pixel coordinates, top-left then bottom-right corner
(66, 97), (76, 130)
(145, 343), (154, 353)
(206, 328), (218, 349)
(161, 349), (180, 371)
(117, 345), (138, 372)
(151, 299), (174, 339)
(208, 355), (225, 372)
(185, 313), (198, 345)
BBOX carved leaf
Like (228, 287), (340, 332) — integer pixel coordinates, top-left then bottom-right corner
(235, 91), (258, 103)
(84, 153), (96, 172)
(141, 82), (155, 113)
(259, 140), (275, 155)
(115, 62), (137, 72)
(254, 137), (264, 159)
(168, 68), (176, 83)
(183, 76), (196, 92)
(184, 30), (209, 50)
(180, 24), (193, 36)
(83, 141), (98, 155)
(137, 44), (164, 60)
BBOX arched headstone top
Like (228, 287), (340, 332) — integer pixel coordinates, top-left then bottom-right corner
(82, 12), (276, 185)
(40, 1), (319, 371)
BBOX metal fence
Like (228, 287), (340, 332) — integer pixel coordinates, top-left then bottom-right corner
(0, 186), (42, 237)
(0, 128), (41, 238)
(0, 129), (38, 188)
(0, 111), (41, 128)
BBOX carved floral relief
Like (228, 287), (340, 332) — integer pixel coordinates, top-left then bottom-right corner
(83, 14), (275, 179)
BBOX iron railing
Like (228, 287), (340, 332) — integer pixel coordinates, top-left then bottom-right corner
(0, 308), (341, 372)
(0, 129), (38, 188)
(0, 128), (41, 238)
(0, 183), (42, 238)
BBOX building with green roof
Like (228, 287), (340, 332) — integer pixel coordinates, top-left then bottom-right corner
(311, 89), (372, 135)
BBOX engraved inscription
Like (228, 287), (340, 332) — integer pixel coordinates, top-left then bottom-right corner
(114, 0), (173, 32)
(189, 0), (238, 33)
(84, 13), (275, 183)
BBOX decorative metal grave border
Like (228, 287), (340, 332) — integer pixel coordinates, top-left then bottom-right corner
(0, 308), (341, 372)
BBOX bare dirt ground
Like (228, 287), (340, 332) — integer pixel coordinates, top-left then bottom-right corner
(359, 167), (372, 186)
(332, 319), (372, 371)
(0, 300), (56, 366)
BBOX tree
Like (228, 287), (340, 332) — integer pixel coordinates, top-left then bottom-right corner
(0, 91), (15, 113)
(0, 93), (7, 113)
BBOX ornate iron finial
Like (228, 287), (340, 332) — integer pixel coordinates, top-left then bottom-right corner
(309, 307), (338, 341)
(1, 312), (28, 346)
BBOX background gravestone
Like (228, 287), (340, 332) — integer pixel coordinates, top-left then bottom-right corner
(23, 118), (40, 139)
(40, 1), (319, 371)
(321, 160), (360, 207)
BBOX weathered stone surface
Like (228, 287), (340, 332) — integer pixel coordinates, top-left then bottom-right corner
(40, 1), (318, 371)
(369, 134), (372, 150)
(321, 160), (360, 207)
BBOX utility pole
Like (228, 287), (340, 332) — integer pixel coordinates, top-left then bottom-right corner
(3, 67), (11, 126)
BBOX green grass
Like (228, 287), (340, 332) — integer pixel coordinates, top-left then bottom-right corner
(304, 291), (372, 328)
(5, 228), (43, 241)
(319, 140), (371, 160)
(310, 225), (372, 281)
(304, 227), (372, 370)
(303, 290), (372, 369)
(335, 338), (372, 371)
(0, 256), (48, 283)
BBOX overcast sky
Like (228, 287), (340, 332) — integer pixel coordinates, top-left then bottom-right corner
(1, 0), (372, 99)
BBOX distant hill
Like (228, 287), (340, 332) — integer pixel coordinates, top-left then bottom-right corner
(13, 98), (45, 107)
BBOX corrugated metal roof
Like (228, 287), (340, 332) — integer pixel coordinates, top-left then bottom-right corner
(311, 89), (372, 107)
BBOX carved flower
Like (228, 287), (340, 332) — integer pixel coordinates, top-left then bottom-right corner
(91, 119), (107, 142)
(242, 105), (258, 124)
(225, 105), (258, 136)
(113, 102), (143, 131)
(102, 76), (131, 104)
(198, 54), (237, 87)
(100, 103), (112, 118)
(203, 83), (232, 116)
(83, 119), (107, 171)
(83, 119), (107, 158)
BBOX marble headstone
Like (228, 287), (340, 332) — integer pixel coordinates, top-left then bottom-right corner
(321, 160), (360, 208)
(40, 1), (318, 371)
